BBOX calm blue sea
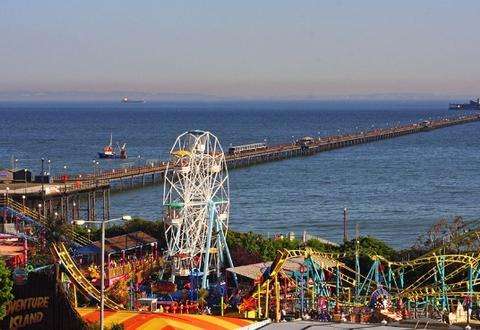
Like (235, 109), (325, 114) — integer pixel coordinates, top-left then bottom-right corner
(1, 100), (479, 248)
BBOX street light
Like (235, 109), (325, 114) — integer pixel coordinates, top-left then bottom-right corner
(72, 214), (132, 330)
(24, 168), (28, 195)
(40, 158), (45, 200)
(5, 187), (10, 206)
(63, 165), (68, 192)
(92, 160), (96, 176)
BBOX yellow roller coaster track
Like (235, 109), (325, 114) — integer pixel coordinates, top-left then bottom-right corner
(373, 253), (480, 268)
(51, 242), (123, 310)
(243, 248), (356, 308)
(2, 197), (91, 246)
(370, 252), (480, 300)
(1, 198), (123, 310)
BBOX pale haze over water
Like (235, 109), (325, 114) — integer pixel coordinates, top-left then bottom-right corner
(1, 1), (479, 99)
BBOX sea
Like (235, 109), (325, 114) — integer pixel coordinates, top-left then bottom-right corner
(1, 100), (479, 249)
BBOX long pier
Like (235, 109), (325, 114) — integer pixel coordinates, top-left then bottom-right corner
(2, 113), (480, 222)
(56, 112), (480, 181)
(226, 114), (480, 167)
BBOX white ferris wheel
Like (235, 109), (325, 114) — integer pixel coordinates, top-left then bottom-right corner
(163, 130), (236, 288)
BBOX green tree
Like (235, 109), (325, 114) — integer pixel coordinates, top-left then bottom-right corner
(43, 214), (74, 244)
(0, 259), (13, 320)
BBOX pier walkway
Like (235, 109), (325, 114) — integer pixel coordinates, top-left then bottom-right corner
(56, 113), (480, 186)
(4, 113), (480, 199)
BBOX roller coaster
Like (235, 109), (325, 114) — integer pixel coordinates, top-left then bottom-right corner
(0, 197), (122, 310)
(238, 229), (480, 323)
(2, 200), (480, 324)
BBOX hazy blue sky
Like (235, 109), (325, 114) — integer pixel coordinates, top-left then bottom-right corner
(1, 1), (479, 99)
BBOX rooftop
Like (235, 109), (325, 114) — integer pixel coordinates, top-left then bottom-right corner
(81, 231), (158, 254)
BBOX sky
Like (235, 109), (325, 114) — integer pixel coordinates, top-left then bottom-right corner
(1, 1), (479, 100)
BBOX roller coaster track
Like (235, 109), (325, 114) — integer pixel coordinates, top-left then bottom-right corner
(239, 248), (356, 311)
(371, 252), (480, 301)
(374, 253), (480, 268)
(51, 242), (122, 310)
(1, 197), (91, 246)
(240, 245), (480, 312)
(1, 198), (124, 310)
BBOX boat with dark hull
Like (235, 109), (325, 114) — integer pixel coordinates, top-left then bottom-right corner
(121, 96), (145, 104)
(98, 134), (128, 159)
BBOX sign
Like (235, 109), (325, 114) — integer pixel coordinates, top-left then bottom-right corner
(1, 270), (86, 330)
(5, 296), (50, 329)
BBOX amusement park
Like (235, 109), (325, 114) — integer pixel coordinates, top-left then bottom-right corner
(1, 128), (480, 330)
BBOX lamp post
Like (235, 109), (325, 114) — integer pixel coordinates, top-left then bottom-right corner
(41, 158), (45, 194)
(73, 215), (132, 330)
(22, 195), (26, 212)
(3, 187), (9, 220)
(24, 168), (28, 195)
(63, 165), (68, 193)
(92, 160), (100, 182)
(72, 202), (76, 220)
(5, 187), (10, 220)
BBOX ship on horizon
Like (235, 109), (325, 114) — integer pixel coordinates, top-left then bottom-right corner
(449, 98), (480, 110)
(121, 96), (146, 104)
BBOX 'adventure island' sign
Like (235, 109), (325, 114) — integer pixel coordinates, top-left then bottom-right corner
(5, 296), (50, 328)
(1, 270), (85, 330)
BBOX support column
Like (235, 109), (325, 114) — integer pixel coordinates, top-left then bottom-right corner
(257, 283), (262, 318)
(275, 275), (280, 322)
(92, 191), (96, 220)
(265, 279), (270, 320)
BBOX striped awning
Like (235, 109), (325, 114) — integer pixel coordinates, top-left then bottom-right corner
(77, 308), (255, 330)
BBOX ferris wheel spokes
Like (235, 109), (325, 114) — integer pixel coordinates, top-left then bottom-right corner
(163, 130), (236, 288)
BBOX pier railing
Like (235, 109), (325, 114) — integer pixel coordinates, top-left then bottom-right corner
(53, 163), (168, 183)
(0, 196), (92, 246)
(47, 113), (480, 186)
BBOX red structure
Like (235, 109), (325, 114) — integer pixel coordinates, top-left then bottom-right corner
(0, 233), (28, 268)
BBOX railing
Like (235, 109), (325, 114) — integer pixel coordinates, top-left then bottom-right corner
(0, 197), (91, 246)
(48, 114), (480, 184)
(53, 162), (168, 183)
(107, 256), (164, 280)
(52, 243), (122, 310)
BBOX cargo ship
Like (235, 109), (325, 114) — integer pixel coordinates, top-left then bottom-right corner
(122, 96), (145, 104)
(98, 134), (128, 159)
(449, 98), (480, 110)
